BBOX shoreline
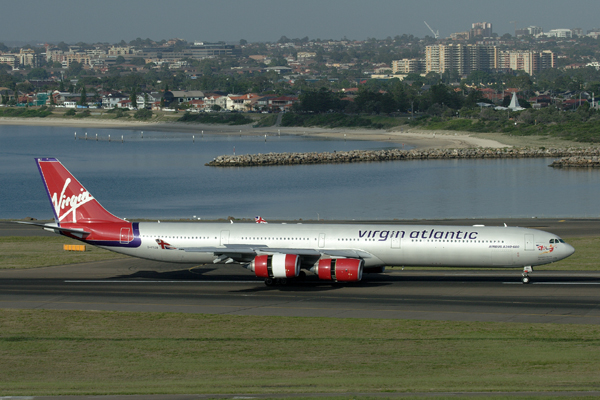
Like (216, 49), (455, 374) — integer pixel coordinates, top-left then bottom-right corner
(0, 116), (509, 149)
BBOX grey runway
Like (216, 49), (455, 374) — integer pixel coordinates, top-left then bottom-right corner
(1, 219), (599, 324)
(2, 258), (600, 324)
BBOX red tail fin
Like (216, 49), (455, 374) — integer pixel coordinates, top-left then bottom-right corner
(36, 158), (125, 225)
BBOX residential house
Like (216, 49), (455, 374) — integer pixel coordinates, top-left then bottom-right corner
(227, 93), (261, 111)
(268, 96), (298, 112)
(102, 92), (129, 109)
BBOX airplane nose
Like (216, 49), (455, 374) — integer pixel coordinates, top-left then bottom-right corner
(564, 243), (575, 257)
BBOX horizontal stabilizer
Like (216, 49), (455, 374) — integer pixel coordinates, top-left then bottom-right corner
(13, 221), (90, 236)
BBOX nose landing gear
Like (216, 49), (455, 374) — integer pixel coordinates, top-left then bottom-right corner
(522, 266), (533, 284)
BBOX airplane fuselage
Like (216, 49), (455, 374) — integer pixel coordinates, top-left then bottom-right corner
(92, 222), (573, 269)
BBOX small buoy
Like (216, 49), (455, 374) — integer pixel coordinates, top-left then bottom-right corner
(109, 134), (111, 142)
(74, 132), (77, 139)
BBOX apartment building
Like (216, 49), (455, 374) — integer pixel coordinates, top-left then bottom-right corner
(391, 59), (422, 74)
(471, 22), (493, 38)
(426, 44), (555, 75)
(425, 44), (497, 75)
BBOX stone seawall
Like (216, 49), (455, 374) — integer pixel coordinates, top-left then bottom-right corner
(549, 156), (600, 168)
(206, 148), (600, 167)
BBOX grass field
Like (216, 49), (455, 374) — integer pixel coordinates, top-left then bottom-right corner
(1, 309), (600, 396)
(0, 236), (126, 269)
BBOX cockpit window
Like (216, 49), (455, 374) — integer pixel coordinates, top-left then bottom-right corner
(550, 238), (565, 244)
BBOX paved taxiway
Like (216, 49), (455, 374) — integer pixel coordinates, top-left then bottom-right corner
(1, 219), (599, 324)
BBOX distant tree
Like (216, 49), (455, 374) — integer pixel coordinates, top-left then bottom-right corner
(115, 56), (125, 65)
(211, 104), (222, 112)
(130, 57), (146, 66)
(269, 57), (288, 67)
(296, 87), (345, 113)
(66, 61), (83, 77)
(239, 39), (248, 46)
(56, 41), (69, 52)
(129, 87), (137, 108)
(134, 108), (152, 120)
(79, 86), (87, 106)
(59, 80), (65, 91)
(27, 68), (48, 80)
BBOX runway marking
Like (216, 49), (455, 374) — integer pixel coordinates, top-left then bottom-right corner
(0, 300), (598, 320)
(65, 280), (262, 283)
(503, 282), (600, 285)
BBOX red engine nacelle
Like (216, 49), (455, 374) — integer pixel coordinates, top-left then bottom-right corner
(250, 254), (301, 279)
(314, 258), (364, 282)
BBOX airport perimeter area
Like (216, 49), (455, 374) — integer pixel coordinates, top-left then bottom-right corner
(1, 219), (600, 398)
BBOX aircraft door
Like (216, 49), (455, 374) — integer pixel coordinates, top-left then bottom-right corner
(318, 233), (326, 248)
(220, 230), (230, 246)
(391, 236), (401, 249)
(524, 234), (534, 251)
(120, 227), (131, 244)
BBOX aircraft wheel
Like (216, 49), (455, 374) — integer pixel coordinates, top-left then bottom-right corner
(278, 278), (287, 285)
(522, 276), (530, 284)
(264, 278), (274, 286)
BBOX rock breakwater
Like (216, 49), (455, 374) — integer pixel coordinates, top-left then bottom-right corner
(549, 156), (600, 168)
(206, 148), (600, 167)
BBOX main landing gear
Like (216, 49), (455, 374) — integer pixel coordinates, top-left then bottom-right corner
(264, 271), (307, 286)
(522, 266), (533, 284)
(264, 278), (286, 286)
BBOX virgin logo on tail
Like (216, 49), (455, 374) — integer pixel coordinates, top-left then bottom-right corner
(52, 178), (95, 223)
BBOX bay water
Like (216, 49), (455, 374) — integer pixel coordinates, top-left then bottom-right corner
(1, 124), (598, 221)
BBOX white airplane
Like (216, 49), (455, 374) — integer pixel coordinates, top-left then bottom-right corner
(20, 158), (575, 285)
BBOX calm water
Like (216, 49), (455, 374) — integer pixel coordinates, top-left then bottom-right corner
(1, 124), (598, 220)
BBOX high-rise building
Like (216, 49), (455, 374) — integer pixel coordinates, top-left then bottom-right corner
(425, 44), (497, 75)
(471, 22), (493, 38)
(426, 44), (555, 75)
(391, 59), (423, 74)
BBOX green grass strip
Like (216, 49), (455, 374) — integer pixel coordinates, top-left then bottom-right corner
(1, 309), (599, 395)
(0, 236), (126, 269)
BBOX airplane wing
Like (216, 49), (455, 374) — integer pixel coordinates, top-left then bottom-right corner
(13, 221), (91, 236)
(181, 244), (375, 262)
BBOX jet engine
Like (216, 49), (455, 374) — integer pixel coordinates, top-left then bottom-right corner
(312, 258), (364, 282)
(248, 254), (301, 278)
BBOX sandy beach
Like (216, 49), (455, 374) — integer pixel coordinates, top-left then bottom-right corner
(0, 116), (569, 149)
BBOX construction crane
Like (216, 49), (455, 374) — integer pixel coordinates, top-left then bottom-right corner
(424, 21), (439, 39)
(510, 21), (521, 35)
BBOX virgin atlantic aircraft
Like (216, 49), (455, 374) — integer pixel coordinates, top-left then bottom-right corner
(19, 158), (575, 285)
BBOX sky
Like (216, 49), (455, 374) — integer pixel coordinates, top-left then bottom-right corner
(2, 0), (599, 45)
